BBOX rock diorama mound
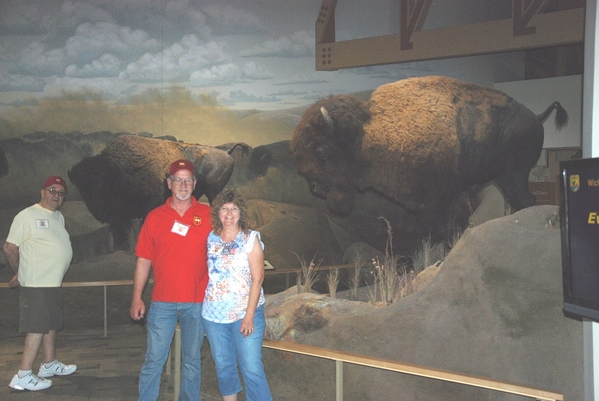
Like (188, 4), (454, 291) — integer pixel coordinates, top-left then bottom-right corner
(263, 205), (582, 401)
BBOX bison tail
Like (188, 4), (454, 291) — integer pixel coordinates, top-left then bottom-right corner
(537, 101), (568, 130)
(227, 142), (251, 155)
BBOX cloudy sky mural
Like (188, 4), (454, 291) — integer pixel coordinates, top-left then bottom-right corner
(0, 0), (519, 143)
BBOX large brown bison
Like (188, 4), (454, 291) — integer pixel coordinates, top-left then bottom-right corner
(290, 76), (567, 225)
(69, 135), (234, 247)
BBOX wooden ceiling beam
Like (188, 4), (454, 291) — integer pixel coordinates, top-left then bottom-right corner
(315, 1), (584, 71)
(400, 0), (433, 50)
(513, 0), (550, 36)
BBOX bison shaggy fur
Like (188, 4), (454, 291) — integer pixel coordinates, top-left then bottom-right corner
(290, 76), (567, 242)
(69, 135), (234, 246)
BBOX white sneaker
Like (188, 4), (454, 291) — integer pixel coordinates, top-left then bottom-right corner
(38, 360), (77, 377)
(9, 373), (52, 391)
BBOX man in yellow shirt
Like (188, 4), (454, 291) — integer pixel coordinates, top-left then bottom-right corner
(4, 176), (76, 391)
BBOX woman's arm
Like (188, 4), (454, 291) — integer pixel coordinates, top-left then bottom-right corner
(240, 234), (265, 337)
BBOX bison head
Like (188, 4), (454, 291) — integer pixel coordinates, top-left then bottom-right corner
(290, 94), (371, 215)
(179, 144), (235, 204)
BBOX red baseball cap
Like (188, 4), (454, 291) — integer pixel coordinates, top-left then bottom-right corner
(169, 159), (194, 175)
(43, 175), (67, 190)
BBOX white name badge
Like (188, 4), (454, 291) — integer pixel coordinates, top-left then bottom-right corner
(36, 219), (50, 229)
(171, 221), (190, 236)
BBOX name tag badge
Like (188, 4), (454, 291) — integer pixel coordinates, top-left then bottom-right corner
(36, 219), (50, 229)
(171, 221), (190, 236)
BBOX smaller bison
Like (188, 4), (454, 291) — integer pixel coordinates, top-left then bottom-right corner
(290, 76), (567, 245)
(69, 135), (234, 247)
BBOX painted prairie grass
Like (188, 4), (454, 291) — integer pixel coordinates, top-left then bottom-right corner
(327, 267), (340, 299)
(295, 254), (321, 294)
(366, 219), (463, 305)
(411, 236), (446, 276)
(367, 218), (402, 305)
(2, 87), (292, 146)
(349, 255), (366, 301)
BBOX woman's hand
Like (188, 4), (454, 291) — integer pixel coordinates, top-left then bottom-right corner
(240, 315), (255, 337)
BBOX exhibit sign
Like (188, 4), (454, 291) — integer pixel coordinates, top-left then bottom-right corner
(560, 157), (599, 322)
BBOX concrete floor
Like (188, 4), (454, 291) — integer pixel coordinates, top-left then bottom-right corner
(0, 274), (244, 401)
(0, 324), (228, 401)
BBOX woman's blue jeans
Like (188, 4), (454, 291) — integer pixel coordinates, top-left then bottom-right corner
(138, 301), (204, 401)
(203, 305), (272, 401)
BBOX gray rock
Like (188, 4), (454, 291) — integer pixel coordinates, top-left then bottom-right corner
(263, 205), (583, 401)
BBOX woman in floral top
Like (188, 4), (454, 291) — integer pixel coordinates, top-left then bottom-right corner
(202, 189), (272, 401)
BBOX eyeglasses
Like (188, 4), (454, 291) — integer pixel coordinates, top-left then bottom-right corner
(170, 177), (194, 185)
(44, 188), (67, 197)
(219, 207), (239, 213)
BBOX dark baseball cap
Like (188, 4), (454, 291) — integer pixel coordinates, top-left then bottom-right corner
(43, 175), (67, 190)
(169, 159), (194, 175)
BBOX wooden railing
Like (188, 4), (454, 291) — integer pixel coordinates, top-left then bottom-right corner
(0, 260), (351, 338)
(167, 326), (563, 401)
(261, 340), (564, 401)
(2, 275), (564, 401)
(0, 279), (153, 337)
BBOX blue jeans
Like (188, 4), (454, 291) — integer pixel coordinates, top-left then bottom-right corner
(203, 305), (272, 401)
(138, 302), (204, 401)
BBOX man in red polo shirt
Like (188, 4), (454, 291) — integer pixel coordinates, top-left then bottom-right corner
(130, 159), (212, 401)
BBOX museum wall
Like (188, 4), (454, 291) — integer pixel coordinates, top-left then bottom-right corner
(0, 0), (530, 144)
(0, 0), (583, 264)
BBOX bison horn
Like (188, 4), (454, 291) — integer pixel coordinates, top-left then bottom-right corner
(320, 107), (335, 137)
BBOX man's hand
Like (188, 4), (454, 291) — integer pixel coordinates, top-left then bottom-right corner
(130, 257), (151, 321)
(8, 274), (19, 288)
(3, 242), (20, 287)
(130, 298), (146, 321)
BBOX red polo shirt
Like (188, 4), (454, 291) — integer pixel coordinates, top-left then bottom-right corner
(136, 197), (212, 303)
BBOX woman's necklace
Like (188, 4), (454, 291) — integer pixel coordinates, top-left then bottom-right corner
(222, 240), (234, 254)
(221, 230), (240, 254)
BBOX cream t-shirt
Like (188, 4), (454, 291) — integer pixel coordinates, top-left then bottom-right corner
(6, 203), (73, 287)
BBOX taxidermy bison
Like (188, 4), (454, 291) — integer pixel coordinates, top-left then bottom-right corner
(69, 135), (234, 247)
(290, 76), (567, 227)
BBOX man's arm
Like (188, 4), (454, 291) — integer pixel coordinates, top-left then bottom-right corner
(130, 257), (152, 321)
(3, 241), (20, 288)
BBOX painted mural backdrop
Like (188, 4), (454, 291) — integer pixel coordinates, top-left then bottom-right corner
(0, 0), (521, 146)
(0, 0), (530, 263)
